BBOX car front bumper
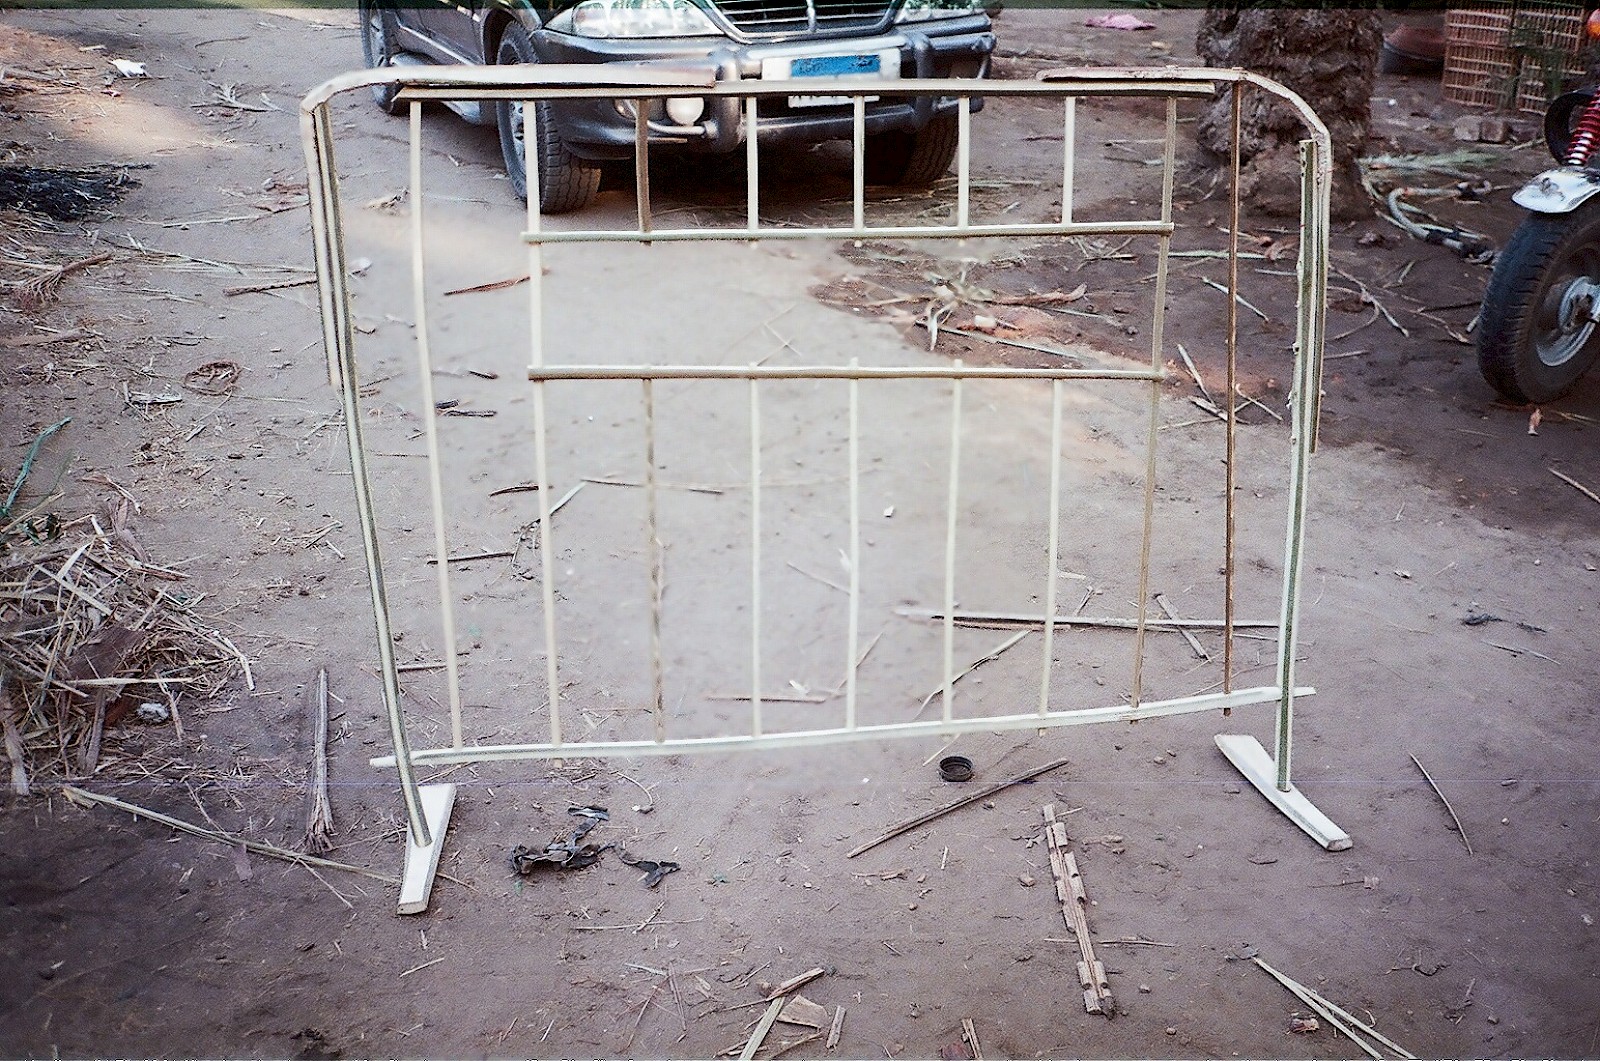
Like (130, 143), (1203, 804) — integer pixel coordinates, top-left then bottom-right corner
(530, 18), (994, 159)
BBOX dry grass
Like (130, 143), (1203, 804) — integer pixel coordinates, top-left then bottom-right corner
(0, 500), (241, 792)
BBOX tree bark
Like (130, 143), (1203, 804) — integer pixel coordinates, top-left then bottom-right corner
(1196, 7), (1382, 219)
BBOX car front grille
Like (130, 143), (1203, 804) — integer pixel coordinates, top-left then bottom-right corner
(711, 0), (894, 37)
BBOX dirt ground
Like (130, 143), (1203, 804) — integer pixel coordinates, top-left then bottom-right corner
(2, 6), (1598, 1060)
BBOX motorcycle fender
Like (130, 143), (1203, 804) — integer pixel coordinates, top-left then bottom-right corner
(1513, 167), (1600, 213)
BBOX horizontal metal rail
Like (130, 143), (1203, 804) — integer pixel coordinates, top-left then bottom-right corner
(374, 685), (1315, 768)
(524, 364), (1166, 382)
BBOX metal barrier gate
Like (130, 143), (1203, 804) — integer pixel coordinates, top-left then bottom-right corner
(301, 63), (1348, 915)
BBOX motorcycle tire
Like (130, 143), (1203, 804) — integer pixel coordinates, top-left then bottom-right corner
(1477, 203), (1600, 404)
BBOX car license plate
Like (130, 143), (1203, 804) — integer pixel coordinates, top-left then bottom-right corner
(760, 49), (900, 108)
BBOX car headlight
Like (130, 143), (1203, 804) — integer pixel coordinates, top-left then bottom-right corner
(895, 0), (984, 22)
(550, 0), (721, 38)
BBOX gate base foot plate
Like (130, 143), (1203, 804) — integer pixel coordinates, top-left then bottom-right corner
(398, 783), (456, 915)
(1216, 735), (1351, 852)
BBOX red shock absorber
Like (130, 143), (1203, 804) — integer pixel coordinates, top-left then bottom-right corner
(1565, 97), (1600, 166)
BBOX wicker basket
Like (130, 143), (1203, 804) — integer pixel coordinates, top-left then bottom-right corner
(1444, 3), (1588, 115)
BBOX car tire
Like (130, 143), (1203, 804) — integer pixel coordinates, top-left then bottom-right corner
(496, 24), (602, 215)
(358, 0), (403, 115)
(864, 113), (960, 187)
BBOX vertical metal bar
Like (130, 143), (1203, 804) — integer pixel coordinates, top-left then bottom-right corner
(304, 105), (350, 389)
(305, 97), (428, 847)
(940, 363), (963, 725)
(1274, 137), (1330, 791)
(1037, 379), (1064, 719)
(524, 104), (563, 747)
(1224, 82), (1242, 703)
(749, 378), (763, 737)
(1128, 96), (1177, 711)
(644, 380), (665, 743)
(845, 359), (861, 732)
(746, 96), (760, 234)
(1060, 97), (1075, 225)
(635, 103), (652, 239)
(409, 101), (464, 751)
(852, 96), (866, 232)
(957, 96), (971, 230)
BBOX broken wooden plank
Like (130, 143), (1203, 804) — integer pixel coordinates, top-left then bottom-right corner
(826, 1006), (846, 1051)
(1043, 803), (1114, 1016)
(739, 998), (786, 1061)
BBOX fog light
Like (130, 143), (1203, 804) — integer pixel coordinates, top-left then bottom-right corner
(665, 96), (705, 126)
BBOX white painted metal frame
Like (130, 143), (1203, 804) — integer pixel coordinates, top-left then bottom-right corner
(301, 64), (1348, 913)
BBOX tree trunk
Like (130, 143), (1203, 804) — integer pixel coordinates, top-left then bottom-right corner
(1195, 7), (1382, 219)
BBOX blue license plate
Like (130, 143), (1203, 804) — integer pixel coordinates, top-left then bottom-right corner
(791, 54), (881, 78)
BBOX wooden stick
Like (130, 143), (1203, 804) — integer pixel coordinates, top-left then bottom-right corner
(1409, 753), (1472, 855)
(1175, 343), (1211, 402)
(897, 605), (1275, 631)
(1551, 468), (1600, 506)
(914, 630), (1030, 717)
(763, 967), (825, 1000)
(62, 786), (397, 883)
(1153, 594), (1208, 661)
(0, 674), (29, 796)
(304, 667), (335, 853)
(962, 1018), (983, 1060)
(224, 275), (317, 296)
(846, 755), (1071, 858)
(739, 998), (785, 1061)
(826, 1006), (846, 1051)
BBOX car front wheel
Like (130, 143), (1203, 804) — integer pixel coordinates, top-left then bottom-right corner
(358, 0), (402, 114)
(864, 113), (960, 187)
(495, 25), (602, 215)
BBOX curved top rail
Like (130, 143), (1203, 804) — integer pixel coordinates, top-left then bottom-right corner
(300, 62), (717, 115)
(1037, 65), (1333, 159)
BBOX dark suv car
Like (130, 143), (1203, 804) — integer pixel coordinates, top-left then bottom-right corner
(359, 0), (994, 212)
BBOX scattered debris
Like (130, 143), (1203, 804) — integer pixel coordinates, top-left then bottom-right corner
(435, 399), (496, 418)
(511, 806), (678, 888)
(1042, 803), (1114, 1016)
(182, 360), (242, 395)
(62, 785), (395, 883)
(10, 251), (116, 311)
(777, 994), (829, 1030)
(109, 58), (146, 78)
(0, 166), (141, 221)
(2, 429), (243, 784)
(511, 805), (612, 874)
(1252, 956), (1417, 1060)
(846, 755), (1072, 858)
(444, 273), (530, 296)
(1290, 1014), (1320, 1034)
(962, 1018), (984, 1060)
(304, 668), (335, 854)
(1410, 753), (1472, 855)
(617, 848), (680, 888)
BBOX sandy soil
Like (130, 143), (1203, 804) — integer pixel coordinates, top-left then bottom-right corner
(1, 7), (1598, 1060)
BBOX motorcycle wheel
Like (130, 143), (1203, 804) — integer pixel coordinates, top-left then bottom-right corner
(1477, 204), (1600, 403)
